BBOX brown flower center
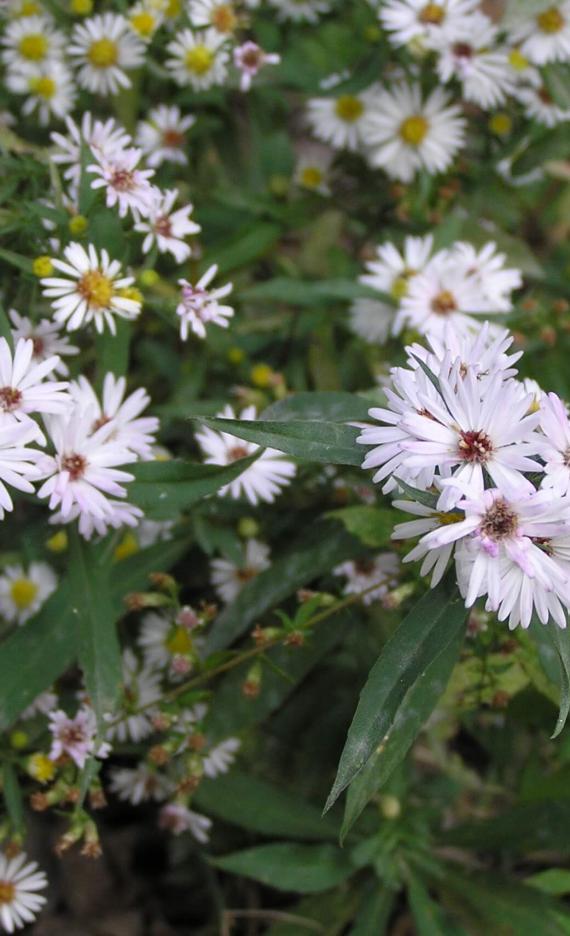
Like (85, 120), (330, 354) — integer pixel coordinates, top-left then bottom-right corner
(0, 387), (22, 412)
(458, 429), (493, 463)
(62, 453), (87, 481)
(418, 3), (445, 24)
(110, 168), (136, 192)
(431, 289), (457, 315)
(237, 567), (256, 582)
(480, 499), (518, 541)
(228, 445), (248, 461)
(0, 882), (15, 905)
(453, 42), (474, 58)
(162, 128), (184, 148)
(154, 215), (172, 238)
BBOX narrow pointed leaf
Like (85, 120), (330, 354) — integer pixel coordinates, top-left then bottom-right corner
(211, 842), (354, 893)
(545, 623), (570, 739)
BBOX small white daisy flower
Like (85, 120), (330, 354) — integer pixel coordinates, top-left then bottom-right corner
(138, 611), (196, 671)
(267, 0), (332, 22)
(0, 561), (57, 625)
(127, 2), (164, 41)
(195, 404), (297, 505)
(41, 242), (142, 335)
(0, 337), (71, 436)
(48, 706), (111, 768)
(203, 737), (241, 777)
(451, 241), (523, 311)
(6, 60), (76, 125)
(70, 373), (159, 460)
(135, 104), (195, 168)
(135, 189), (201, 263)
(294, 143), (333, 195)
(361, 234), (436, 301)
(211, 538), (270, 604)
(176, 264), (233, 341)
(188, 0), (239, 32)
(1, 14), (64, 69)
(307, 87), (374, 153)
(233, 41), (280, 91)
(110, 763), (173, 805)
(362, 82), (466, 182)
(539, 392), (570, 495)
(51, 113), (132, 191)
(158, 804), (212, 841)
(9, 310), (79, 376)
(379, 0), (480, 48)
(507, 2), (570, 65)
(51, 498), (143, 540)
(105, 649), (161, 743)
(165, 27), (229, 90)
(514, 81), (570, 126)
(0, 421), (42, 520)
(433, 13), (516, 108)
(334, 553), (401, 605)
(69, 13), (146, 96)
(0, 852), (47, 934)
(88, 147), (156, 220)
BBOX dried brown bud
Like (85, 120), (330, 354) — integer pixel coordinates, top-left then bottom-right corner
(89, 788), (107, 810)
(80, 840), (102, 859)
(30, 793), (49, 812)
(242, 680), (260, 699)
(284, 631), (305, 647)
(149, 745), (170, 766)
(188, 732), (206, 752)
(491, 691), (510, 709)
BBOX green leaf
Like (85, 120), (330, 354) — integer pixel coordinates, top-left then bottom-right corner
(392, 479), (439, 510)
(95, 318), (131, 382)
(348, 887), (395, 936)
(88, 207), (126, 257)
(0, 300), (14, 349)
(128, 453), (260, 519)
(207, 221), (281, 275)
(512, 126), (570, 177)
(342, 621), (464, 838)
(263, 392), (373, 423)
(327, 506), (398, 548)
(2, 763), (25, 834)
(212, 842), (354, 893)
(544, 623), (570, 738)
(78, 140), (98, 216)
(407, 871), (465, 936)
(240, 277), (386, 307)
(206, 521), (362, 651)
(543, 64), (570, 109)
(195, 770), (339, 841)
(324, 574), (467, 813)
(195, 416), (362, 467)
(527, 869), (570, 897)
(0, 247), (33, 274)
(69, 532), (122, 727)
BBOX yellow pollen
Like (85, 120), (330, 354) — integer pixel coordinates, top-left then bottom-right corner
(334, 95), (364, 122)
(489, 112), (512, 136)
(130, 10), (156, 36)
(28, 752), (56, 783)
(537, 6), (565, 32)
(400, 114), (429, 146)
(165, 625), (193, 655)
(185, 45), (215, 74)
(88, 37), (118, 68)
(418, 3), (445, 24)
(29, 75), (56, 98)
(299, 166), (324, 188)
(508, 48), (529, 70)
(212, 3), (237, 32)
(18, 32), (48, 60)
(10, 577), (38, 610)
(0, 882), (15, 906)
(78, 269), (114, 309)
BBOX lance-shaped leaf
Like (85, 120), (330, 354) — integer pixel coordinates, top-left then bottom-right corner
(324, 574), (467, 813)
(212, 842), (355, 894)
(263, 391), (374, 423)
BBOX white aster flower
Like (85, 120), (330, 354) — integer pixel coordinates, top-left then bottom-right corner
(267, 0), (332, 22)
(1, 14), (64, 68)
(138, 611), (196, 671)
(539, 392), (570, 495)
(127, 2), (164, 41)
(0, 561), (57, 625)
(432, 13), (516, 108)
(9, 310), (79, 376)
(362, 82), (466, 182)
(41, 242), (142, 335)
(514, 81), (570, 126)
(165, 28), (229, 90)
(294, 143), (333, 195)
(136, 517), (175, 548)
(334, 553), (400, 605)
(70, 372), (159, 459)
(307, 86), (375, 153)
(135, 189), (200, 263)
(110, 763), (173, 805)
(211, 538), (270, 603)
(51, 498), (143, 540)
(48, 706), (111, 768)
(176, 265), (233, 341)
(51, 113), (132, 191)
(407, 321), (523, 383)
(203, 737), (241, 778)
(69, 13), (146, 95)
(135, 104), (195, 168)
(0, 852), (47, 935)
(349, 298), (395, 344)
(392, 498), (456, 586)
(188, 0), (239, 32)
(451, 241), (522, 311)
(105, 649), (161, 743)
(0, 336), (70, 436)
(158, 803), (211, 841)
(233, 41), (280, 91)
(196, 404), (296, 505)
(0, 421), (42, 519)
(507, 2), (570, 65)
(88, 147), (156, 220)
(379, 0), (479, 48)
(6, 60), (76, 125)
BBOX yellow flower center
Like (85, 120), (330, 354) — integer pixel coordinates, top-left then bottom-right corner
(20, 1), (41, 15)
(418, 3), (445, 24)
(185, 45), (215, 74)
(28, 753), (56, 783)
(114, 532), (140, 561)
(390, 272), (415, 300)
(165, 0), (182, 16)
(300, 166), (323, 188)
(436, 510), (464, 525)
(0, 882), (15, 906)
(18, 32), (48, 60)
(130, 10), (156, 36)
(537, 6), (564, 32)
(29, 75), (56, 99)
(212, 3), (237, 32)
(399, 115), (429, 146)
(10, 577), (38, 610)
(77, 270), (114, 309)
(431, 289), (457, 315)
(88, 37), (118, 68)
(334, 95), (364, 122)
(165, 625), (193, 655)
(489, 112), (512, 136)
(508, 48), (529, 70)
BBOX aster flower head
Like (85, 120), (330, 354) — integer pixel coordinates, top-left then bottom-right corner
(507, 2), (570, 65)
(539, 392), (570, 496)
(0, 420), (42, 519)
(9, 310), (79, 376)
(451, 241), (523, 311)
(362, 82), (466, 182)
(267, 0), (332, 22)
(362, 234), (436, 301)
(165, 27), (229, 90)
(514, 81), (570, 126)
(294, 143), (333, 195)
(233, 41), (280, 91)
(127, 1), (164, 41)
(51, 113), (132, 192)
(48, 706), (111, 768)
(41, 242), (142, 335)
(88, 147), (156, 220)
(203, 737), (241, 777)
(110, 763), (173, 805)
(307, 86), (375, 153)
(407, 321), (523, 383)
(135, 189), (201, 263)
(0, 561), (57, 625)
(69, 13), (146, 96)
(188, 0), (239, 32)
(0, 852), (47, 934)
(334, 553), (401, 605)
(176, 265), (233, 341)
(7, 60), (76, 125)
(158, 804), (212, 841)
(70, 372), (159, 459)
(1, 14), (64, 69)
(137, 610), (197, 673)
(105, 649), (161, 743)
(379, 0), (480, 49)
(432, 13), (516, 108)
(0, 336), (71, 436)
(211, 538), (270, 604)
(135, 105), (195, 168)
(196, 404), (297, 505)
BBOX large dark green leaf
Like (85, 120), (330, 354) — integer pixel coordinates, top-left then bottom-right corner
(128, 453), (259, 519)
(327, 506), (398, 549)
(263, 391), (373, 423)
(348, 887), (395, 936)
(195, 770), (339, 841)
(544, 623), (570, 738)
(195, 416), (362, 466)
(325, 575), (467, 813)
(240, 277), (387, 306)
(543, 64), (570, 109)
(212, 842), (354, 893)
(342, 621), (464, 838)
